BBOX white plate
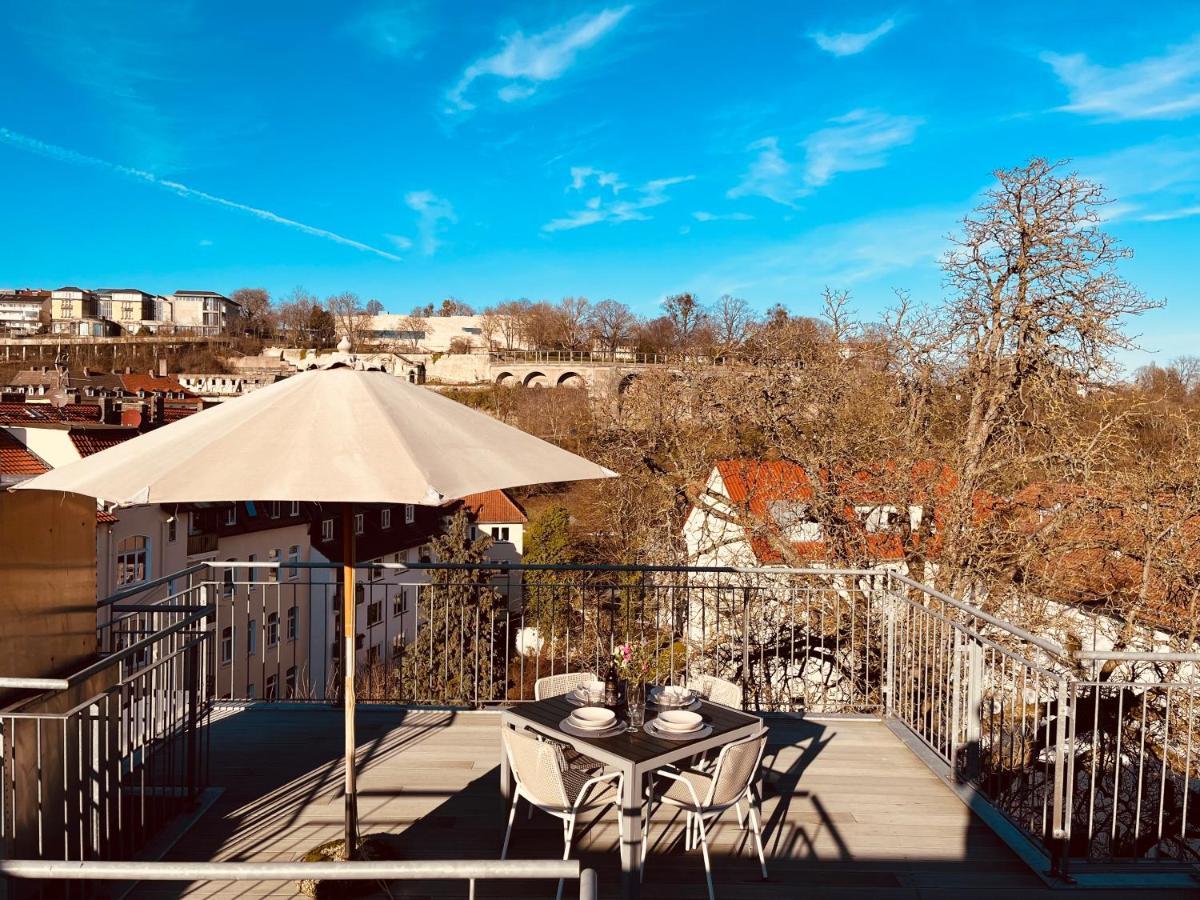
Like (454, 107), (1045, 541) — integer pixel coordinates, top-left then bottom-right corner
(656, 709), (703, 732)
(568, 707), (616, 730)
(559, 717), (626, 739)
(651, 686), (695, 707)
(645, 719), (713, 741)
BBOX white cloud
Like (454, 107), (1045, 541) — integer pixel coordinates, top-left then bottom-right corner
(405, 190), (456, 254)
(1075, 138), (1200, 222)
(728, 110), (921, 206)
(693, 210), (753, 222)
(347, 1), (431, 58)
(810, 18), (896, 57)
(384, 233), (414, 250)
(0, 127), (403, 261)
(1043, 37), (1200, 121)
(198, 238), (214, 247)
(698, 205), (956, 296)
(544, 169), (693, 231)
(446, 6), (632, 112)
(1137, 205), (1200, 222)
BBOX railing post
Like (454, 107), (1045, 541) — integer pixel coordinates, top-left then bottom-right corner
(741, 585), (752, 710)
(1049, 677), (1072, 880)
(579, 867), (598, 900)
(950, 628), (963, 777)
(184, 640), (200, 802)
(884, 575), (896, 718)
(964, 638), (983, 782)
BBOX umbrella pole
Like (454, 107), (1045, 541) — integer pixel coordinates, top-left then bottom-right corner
(342, 502), (359, 856)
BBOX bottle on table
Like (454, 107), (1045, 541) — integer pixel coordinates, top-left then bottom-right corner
(604, 662), (619, 707)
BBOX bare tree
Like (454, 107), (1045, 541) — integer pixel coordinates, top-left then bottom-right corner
(277, 286), (320, 346)
(587, 299), (636, 355)
(325, 291), (371, 349)
(438, 297), (475, 317)
(664, 292), (708, 351)
(555, 296), (591, 350)
(710, 294), (754, 355)
(232, 287), (273, 338)
(364, 298), (385, 316)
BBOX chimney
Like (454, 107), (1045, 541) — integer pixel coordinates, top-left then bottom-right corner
(124, 366), (131, 375)
(158, 358), (167, 378)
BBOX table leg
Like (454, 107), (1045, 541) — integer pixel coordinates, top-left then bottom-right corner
(619, 763), (642, 900)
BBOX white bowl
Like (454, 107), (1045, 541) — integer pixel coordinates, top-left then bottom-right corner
(656, 710), (703, 732)
(569, 707), (616, 730)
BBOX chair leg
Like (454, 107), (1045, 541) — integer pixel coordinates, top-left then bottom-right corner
(734, 798), (745, 830)
(500, 793), (519, 859)
(556, 816), (576, 900)
(748, 802), (768, 879)
(695, 813), (715, 900)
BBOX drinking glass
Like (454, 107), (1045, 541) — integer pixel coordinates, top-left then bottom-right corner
(626, 681), (646, 732)
(627, 700), (645, 732)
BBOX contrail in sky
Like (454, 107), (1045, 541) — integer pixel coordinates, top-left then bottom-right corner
(0, 127), (403, 262)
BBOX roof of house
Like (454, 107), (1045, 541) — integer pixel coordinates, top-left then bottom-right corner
(69, 428), (139, 457)
(97, 509), (118, 524)
(0, 430), (49, 477)
(461, 489), (528, 524)
(162, 405), (200, 422)
(0, 402), (103, 425)
(118, 373), (197, 397)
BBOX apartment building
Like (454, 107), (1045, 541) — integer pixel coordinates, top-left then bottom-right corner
(0, 289), (49, 334)
(49, 286), (121, 336)
(167, 290), (241, 336)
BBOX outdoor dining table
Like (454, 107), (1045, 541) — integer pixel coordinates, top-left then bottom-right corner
(499, 693), (764, 900)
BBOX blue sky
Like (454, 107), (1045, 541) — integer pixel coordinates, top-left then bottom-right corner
(2, 1), (1200, 366)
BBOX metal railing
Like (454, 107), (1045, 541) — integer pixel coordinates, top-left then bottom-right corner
(0, 859), (598, 899)
(10, 560), (1199, 884)
(1, 608), (210, 870)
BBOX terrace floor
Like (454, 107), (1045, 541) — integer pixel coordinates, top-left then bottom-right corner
(127, 706), (1182, 900)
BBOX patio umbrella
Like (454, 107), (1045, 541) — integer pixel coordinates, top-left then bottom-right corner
(16, 365), (616, 853)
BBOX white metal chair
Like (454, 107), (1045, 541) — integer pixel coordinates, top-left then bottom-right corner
(642, 730), (769, 900)
(533, 671), (597, 700)
(687, 674), (743, 708)
(501, 727), (624, 900)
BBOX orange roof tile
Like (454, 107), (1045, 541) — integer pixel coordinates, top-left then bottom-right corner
(0, 430), (49, 477)
(461, 489), (528, 524)
(69, 428), (139, 457)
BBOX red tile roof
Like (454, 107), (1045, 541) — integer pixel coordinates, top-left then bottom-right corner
(162, 405), (200, 422)
(69, 428), (139, 457)
(97, 510), (118, 524)
(0, 430), (49, 477)
(119, 373), (198, 398)
(461, 489), (528, 524)
(0, 402), (102, 424)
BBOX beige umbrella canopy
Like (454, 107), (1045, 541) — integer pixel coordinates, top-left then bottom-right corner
(17, 366), (616, 853)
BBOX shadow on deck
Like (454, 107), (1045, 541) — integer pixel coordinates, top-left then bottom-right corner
(125, 707), (1183, 899)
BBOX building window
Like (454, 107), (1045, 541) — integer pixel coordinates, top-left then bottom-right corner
(287, 545), (300, 579)
(225, 505), (237, 526)
(393, 587), (408, 618)
(392, 635), (404, 664)
(265, 673), (278, 700)
(418, 544), (432, 564)
(266, 612), (279, 647)
(247, 683), (256, 700)
(354, 513), (364, 535)
(405, 504), (415, 524)
(221, 626), (233, 664)
(247, 619), (257, 657)
(285, 666), (296, 697)
(367, 645), (380, 667)
(492, 526), (510, 542)
(222, 561), (235, 598)
(247, 553), (257, 584)
(116, 535), (150, 586)
(322, 518), (334, 542)
(61, 299), (74, 317)
(167, 518), (177, 542)
(370, 563), (383, 581)
(269, 501), (280, 519)
(267, 548), (279, 582)
(287, 606), (298, 641)
(381, 508), (391, 529)
(366, 599), (382, 627)
(290, 501), (301, 517)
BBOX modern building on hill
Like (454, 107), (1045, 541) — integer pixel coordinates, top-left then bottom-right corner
(166, 290), (242, 335)
(0, 289), (49, 335)
(365, 314), (526, 353)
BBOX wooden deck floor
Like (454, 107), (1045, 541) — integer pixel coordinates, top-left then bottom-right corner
(125, 706), (1174, 899)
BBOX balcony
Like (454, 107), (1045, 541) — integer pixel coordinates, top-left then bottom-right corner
(4, 563), (1198, 897)
(187, 530), (218, 556)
